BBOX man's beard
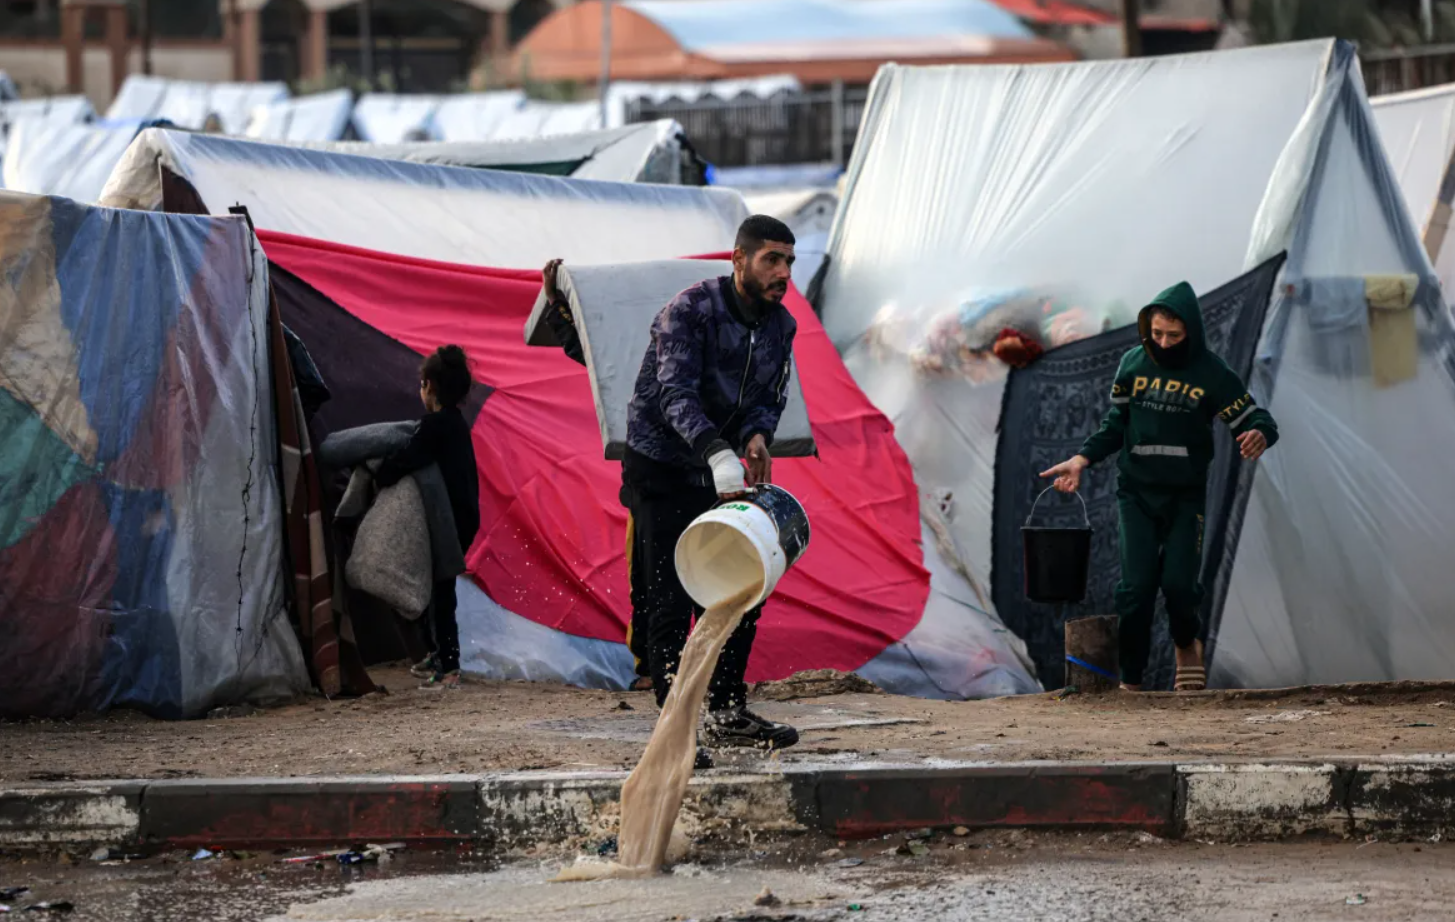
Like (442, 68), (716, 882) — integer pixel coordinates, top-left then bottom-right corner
(741, 274), (787, 310)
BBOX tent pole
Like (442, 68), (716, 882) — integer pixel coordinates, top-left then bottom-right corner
(598, 0), (613, 129)
(1122, 0), (1142, 58)
(1422, 0), (1434, 43)
(831, 79), (845, 168)
(360, 0), (375, 86)
(139, 0), (153, 75)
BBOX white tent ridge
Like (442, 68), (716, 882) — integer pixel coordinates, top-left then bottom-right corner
(100, 128), (748, 269)
(301, 120), (700, 185)
(107, 75), (289, 135)
(820, 39), (1455, 690)
(246, 89), (355, 143)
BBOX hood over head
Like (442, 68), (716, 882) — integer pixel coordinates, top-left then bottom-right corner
(1138, 281), (1205, 365)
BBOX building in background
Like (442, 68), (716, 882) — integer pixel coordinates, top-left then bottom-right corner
(510, 0), (1075, 85)
(0, 0), (563, 106)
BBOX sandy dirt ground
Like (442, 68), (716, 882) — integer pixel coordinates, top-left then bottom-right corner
(3, 669), (1454, 782)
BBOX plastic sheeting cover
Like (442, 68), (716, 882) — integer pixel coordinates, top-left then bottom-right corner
(106, 76), (288, 134)
(305, 120), (687, 184)
(821, 41), (1335, 349)
(0, 96), (94, 161)
(489, 101), (603, 141)
(825, 38), (1455, 689)
(100, 129), (748, 269)
(246, 89), (355, 143)
(1214, 47), (1455, 687)
(819, 41), (1336, 612)
(3, 120), (143, 203)
(1371, 84), (1455, 303)
(432, 91), (528, 142)
(351, 94), (444, 143)
(522, 259), (816, 459)
(0, 192), (308, 718)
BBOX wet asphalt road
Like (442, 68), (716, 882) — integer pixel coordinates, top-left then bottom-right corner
(2, 832), (1451, 921)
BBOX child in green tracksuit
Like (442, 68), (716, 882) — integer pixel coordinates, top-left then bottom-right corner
(1041, 281), (1278, 691)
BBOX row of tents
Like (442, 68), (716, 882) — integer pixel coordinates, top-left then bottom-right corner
(4, 39), (1455, 719)
(0, 74), (806, 205)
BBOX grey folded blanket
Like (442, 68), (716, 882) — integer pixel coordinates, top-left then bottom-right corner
(320, 422), (467, 616)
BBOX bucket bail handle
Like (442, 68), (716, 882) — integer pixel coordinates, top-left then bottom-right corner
(1026, 485), (1090, 528)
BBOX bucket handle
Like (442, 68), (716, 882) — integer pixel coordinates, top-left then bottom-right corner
(1025, 485), (1089, 528)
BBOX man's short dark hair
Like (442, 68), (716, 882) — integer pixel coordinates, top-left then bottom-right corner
(735, 214), (795, 255)
(1146, 305), (1183, 325)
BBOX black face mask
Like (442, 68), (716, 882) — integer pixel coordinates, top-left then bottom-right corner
(1146, 337), (1192, 368)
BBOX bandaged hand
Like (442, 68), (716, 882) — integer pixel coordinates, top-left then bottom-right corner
(708, 448), (748, 499)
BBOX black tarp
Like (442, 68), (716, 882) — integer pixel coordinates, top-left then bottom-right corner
(991, 254), (1286, 691)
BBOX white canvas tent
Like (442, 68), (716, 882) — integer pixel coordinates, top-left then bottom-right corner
(1372, 83), (1455, 304)
(2, 119), (144, 202)
(246, 89), (355, 143)
(0, 96), (94, 162)
(429, 78), (801, 142)
(306, 120), (702, 184)
(99, 129), (745, 268)
(818, 40), (1455, 690)
(96, 128), (1038, 700)
(107, 76), (288, 134)
(350, 94), (444, 143)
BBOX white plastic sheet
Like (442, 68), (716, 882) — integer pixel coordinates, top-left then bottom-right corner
(246, 89), (355, 143)
(2, 120), (140, 203)
(350, 93), (443, 142)
(431, 91), (528, 141)
(822, 39), (1455, 689)
(489, 101), (603, 140)
(0, 96), (94, 161)
(1371, 84), (1455, 304)
(106, 75), (288, 134)
(1216, 47), (1455, 687)
(306, 120), (691, 184)
(100, 129), (748, 269)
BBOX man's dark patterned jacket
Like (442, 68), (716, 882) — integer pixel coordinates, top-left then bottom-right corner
(626, 275), (796, 476)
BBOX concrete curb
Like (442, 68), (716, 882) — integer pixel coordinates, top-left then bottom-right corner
(3, 758), (1453, 852)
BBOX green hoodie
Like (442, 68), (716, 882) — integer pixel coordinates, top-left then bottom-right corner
(1079, 281), (1278, 491)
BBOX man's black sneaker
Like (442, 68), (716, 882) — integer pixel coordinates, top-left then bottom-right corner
(694, 747), (714, 770)
(703, 707), (799, 751)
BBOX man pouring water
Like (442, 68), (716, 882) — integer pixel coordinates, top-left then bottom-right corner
(614, 215), (802, 764)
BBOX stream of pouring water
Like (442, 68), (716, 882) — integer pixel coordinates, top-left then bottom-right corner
(555, 581), (764, 881)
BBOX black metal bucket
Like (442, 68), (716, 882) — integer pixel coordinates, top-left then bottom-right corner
(1022, 486), (1092, 604)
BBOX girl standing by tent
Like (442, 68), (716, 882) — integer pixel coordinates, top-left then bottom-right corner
(378, 345), (481, 688)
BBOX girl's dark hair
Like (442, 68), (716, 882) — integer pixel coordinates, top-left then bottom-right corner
(422, 345), (472, 408)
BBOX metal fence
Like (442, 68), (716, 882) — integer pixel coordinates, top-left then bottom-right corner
(625, 83), (869, 168)
(1362, 44), (1455, 96)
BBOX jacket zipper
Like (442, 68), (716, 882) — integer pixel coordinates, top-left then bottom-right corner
(736, 328), (756, 409)
(776, 357), (790, 402)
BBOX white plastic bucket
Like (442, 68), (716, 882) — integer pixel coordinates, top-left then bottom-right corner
(675, 485), (811, 611)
